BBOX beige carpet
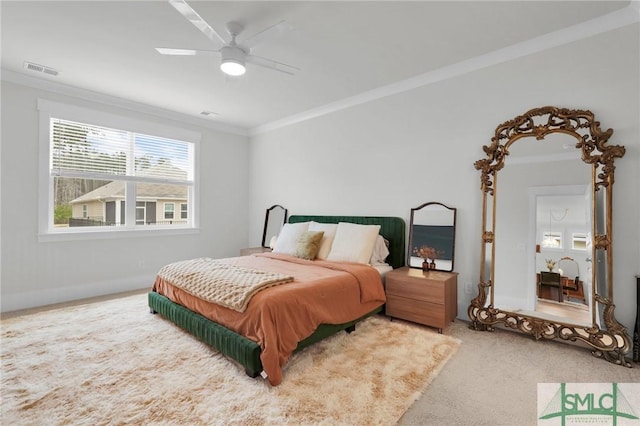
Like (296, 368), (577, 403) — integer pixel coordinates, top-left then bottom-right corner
(1, 294), (460, 425)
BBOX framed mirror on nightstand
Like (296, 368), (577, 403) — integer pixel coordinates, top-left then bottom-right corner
(240, 204), (288, 256)
(261, 204), (287, 248)
(407, 202), (457, 272)
(384, 201), (459, 333)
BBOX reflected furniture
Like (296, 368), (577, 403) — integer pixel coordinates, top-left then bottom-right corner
(558, 256), (586, 304)
(468, 106), (631, 367)
(562, 277), (586, 304)
(539, 271), (562, 302)
(385, 267), (458, 333)
(536, 272), (585, 304)
(407, 202), (457, 272)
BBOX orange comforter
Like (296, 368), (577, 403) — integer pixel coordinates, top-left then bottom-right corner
(152, 252), (386, 385)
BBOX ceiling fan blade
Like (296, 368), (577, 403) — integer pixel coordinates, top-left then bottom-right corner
(155, 47), (220, 56)
(246, 54), (300, 75)
(168, 0), (226, 48)
(242, 20), (292, 49)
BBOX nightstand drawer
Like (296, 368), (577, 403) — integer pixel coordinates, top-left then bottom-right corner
(386, 277), (444, 304)
(383, 267), (458, 332)
(385, 295), (445, 329)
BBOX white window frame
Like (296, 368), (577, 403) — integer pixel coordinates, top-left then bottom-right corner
(571, 232), (588, 251)
(136, 201), (147, 225)
(38, 99), (200, 241)
(164, 203), (175, 220)
(541, 231), (563, 250)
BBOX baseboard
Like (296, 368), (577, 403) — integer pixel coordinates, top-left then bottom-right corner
(0, 274), (154, 313)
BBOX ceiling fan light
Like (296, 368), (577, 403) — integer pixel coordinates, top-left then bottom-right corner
(220, 45), (247, 76)
(220, 60), (246, 76)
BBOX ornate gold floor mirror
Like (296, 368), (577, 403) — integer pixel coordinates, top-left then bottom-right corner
(468, 106), (631, 367)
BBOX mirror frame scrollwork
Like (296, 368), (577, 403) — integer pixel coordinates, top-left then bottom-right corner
(467, 106), (631, 367)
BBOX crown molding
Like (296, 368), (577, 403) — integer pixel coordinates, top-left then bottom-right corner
(1, 69), (248, 137)
(249, 4), (639, 136)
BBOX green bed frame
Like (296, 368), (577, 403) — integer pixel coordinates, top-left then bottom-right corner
(148, 215), (405, 378)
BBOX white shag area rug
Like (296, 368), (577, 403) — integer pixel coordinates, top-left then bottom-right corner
(1, 293), (460, 425)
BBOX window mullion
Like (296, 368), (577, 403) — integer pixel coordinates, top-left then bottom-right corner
(127, 132), (135, 177)
(125, 181), (136, 229)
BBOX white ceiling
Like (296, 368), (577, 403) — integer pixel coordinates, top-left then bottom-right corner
(1, 1), (636, 134)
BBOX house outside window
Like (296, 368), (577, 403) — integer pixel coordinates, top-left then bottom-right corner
(38, 100), (199, 240)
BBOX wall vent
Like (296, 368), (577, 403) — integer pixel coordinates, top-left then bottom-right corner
(200, 111), (219, 117)
(23, 61), (59, 76)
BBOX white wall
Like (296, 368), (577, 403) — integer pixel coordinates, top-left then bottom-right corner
(1, 81), (250, 312)
(249, 24), (640, 331)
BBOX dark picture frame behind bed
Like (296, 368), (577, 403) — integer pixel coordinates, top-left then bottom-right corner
(261, 205), (287, 248)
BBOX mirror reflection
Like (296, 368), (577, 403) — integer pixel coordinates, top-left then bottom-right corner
(494, 133), (591, 325)
(408, 202), (456, 272)
(535, 191), (591, 326)
(262, 205), (287, 248)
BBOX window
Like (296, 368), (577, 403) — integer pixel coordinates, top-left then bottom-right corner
(164, 203), (175, 220)
(571, 232), (588, 251)
(181, 203), (188, 220)
(541, 231), (563, 249)
(39, 100), (199, 239)
(136, 201), (147, 225)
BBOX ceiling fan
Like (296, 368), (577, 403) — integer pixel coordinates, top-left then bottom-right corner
(156, 0), (299, 77)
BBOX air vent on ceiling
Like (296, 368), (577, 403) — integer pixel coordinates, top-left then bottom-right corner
(23, 61), (59, 76)
(200, 111), (219, 117)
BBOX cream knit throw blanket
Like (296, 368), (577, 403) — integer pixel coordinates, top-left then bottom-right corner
(157, 257), (294, 312)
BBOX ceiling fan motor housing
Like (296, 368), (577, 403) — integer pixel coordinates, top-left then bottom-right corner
(220, 45), (247, 75)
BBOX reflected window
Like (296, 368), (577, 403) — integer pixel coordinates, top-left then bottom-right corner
(541, 231), (563, 249)
(572, 232), (587, 250)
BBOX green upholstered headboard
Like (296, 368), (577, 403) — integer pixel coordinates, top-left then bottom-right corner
(288, 215), (406, 269)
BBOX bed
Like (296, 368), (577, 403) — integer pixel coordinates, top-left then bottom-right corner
(148, 215), (405, 386)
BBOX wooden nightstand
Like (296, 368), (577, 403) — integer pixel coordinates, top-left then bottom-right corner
(385, 266), (458, 333)
(239, 247), (272, 256)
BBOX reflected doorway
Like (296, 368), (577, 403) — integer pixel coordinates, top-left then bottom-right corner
(530, 185), (592, 326)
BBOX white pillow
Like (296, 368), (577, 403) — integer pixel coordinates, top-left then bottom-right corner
(308, 222), (338, 260)
(272, 222), (310, 255)
(369, 235), (390, 265)
(326, 222), (381, 264)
